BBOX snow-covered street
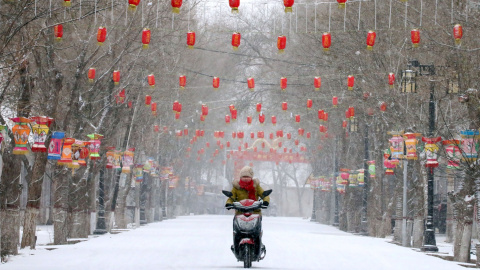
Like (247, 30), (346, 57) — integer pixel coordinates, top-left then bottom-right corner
(2, 215), (466, 269)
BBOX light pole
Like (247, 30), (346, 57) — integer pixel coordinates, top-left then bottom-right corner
(360, 120), (370, 235)
(332, 136), (339, 226)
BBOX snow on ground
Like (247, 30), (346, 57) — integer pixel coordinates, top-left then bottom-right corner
(2, 215), (467, 269)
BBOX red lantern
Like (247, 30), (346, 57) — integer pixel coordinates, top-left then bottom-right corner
(258, 131), (264, 138)
(298, 128), (304, 136)
(259, 113), (265, 124)
(337, 0), (347, 8)
(388, 73), (395, 88)
(64, 0), (71, 7)
(229, 0), (240, 13)
(227, 141), (231, 147)
(147, 74), (155, 88)
(277, 130), (284, 138)
(379, 102), (387, 112)
(129, 0), (140, 9)
(319, 125), (327, 133)
(171, 0), (182, 13)
(322, 32), (331, 51)
(128, 101), (133, 109)
(225, 115), (231, 124)
(342, 120), (348, 128)
(453, 24), (463, 45)
(280, 77), (287, 90)
(295, 139), (299, 146)
(345, 110), (351, 119)
(232, 32), (241, 50)
(348, 107), (355, 118)
(347, 75), (355, 90)
(314, 77), (321, 90)
(116, 89), (126, 104)
(231, 109), (237, 120)
(256, 103), (262, 113)
(237, 131), (243, 139)
(145, 95), (151, 106)
(201, 104), (208, 116)
(213, 77), (220, 89)
(271, 116), (277, 125)
(154, 125), (160, 132)
(151, 102), (157, 116)
(306, 132), (311, 139)
(282, 102), (288, 111)
(247, 116), (252, 125)
(54, 24), (63, 40)
(366, 30), (376, 50)
(332, 96), (338, 107)
(232, 132), (236, 139)
(179, 75), (186, 88)
(113, 70), (120, 85)
(295, 115), (301, 123)
(247, 78), (255, 90)
(97, 27), (107, 45)
(411, 29), (420, 48)
(277, 35), (286, 52)
(324, 112), (329, 122)
(307, 99), (313, 109)
(287, 133), (292, 139)
(318, 110), (324, 121)
(187, 31), (195, 48)
(251, 132), (255, 139)
(284, 0), (294, 13)
(142, 28), (151, 49)
(269, 133), (274, 140)
(87, 68), (96, 82)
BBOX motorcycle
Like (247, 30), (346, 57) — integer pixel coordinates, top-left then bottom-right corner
(222, 189), (272, 268)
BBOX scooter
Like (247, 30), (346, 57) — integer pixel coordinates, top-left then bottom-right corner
(222, 189), (272, 269)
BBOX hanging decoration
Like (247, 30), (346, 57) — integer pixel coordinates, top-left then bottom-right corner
(87, 68), (96, 82)
(322, 32), (331, 51)
(460, 130), (479, 161)
(295, 115), (301, 123)
(332, 96), (338, 107)
(232, 32), (241, 50)
(145, 95), (151, 106)
(306, 99), (313, 109)
(30, 116), (54, 152)
(87, 133), (104, 160)
(225, 115), (231, 124)
(318, 110), (324, 121)
(113, 150), (122, 170)
(383, 149), (398, 175)
(71, 140), (87, 169)
(57, 138), (75, 166)
(213, 77), (220, 89)
(283, 0), (294, 13)
(259, 113), (265, 124)
(151, 102), (157, 116)
(97, 27), (107, 45)
(379, 102), (387, 112)
(10, 117), (33, 155)
(256, 103), (262, 113)
(202, 104), (209, 116)
(422, 137), (442, 167)
(48, 131), (65, 160)
(388, 72), (395, 88)
(347, 75), (355, 90)
(403, 132), (420, 160)
(271, 116), (277, 125)
(442, 140), (461, 170)
(357, 169), (365, 186)
(314, 77), (321, 90)
(129, 0), (140, 10)
(147, 74), (155, 88)
(280, 77), (287, 90)
(366, 30), (376, 50)
(337, 0), (347, 8)
(367, 160), (375, 178)
(388, 131), (404, 160)
(247, 116), (252, 125)
(229, 0), (240, 13)
(179, 75), (186, 88)
(277, 35), (286, 52)
(282, 102), (288, 111)
(247, 78), (255, 90)
(54, 24), (63, 41)
(171, 0), (182, 13)
(113, 70), (120, 85)
(64, 0), (71, 7)
(453, 24), (463, 45)
(115, 89), (126, 104)
(298, 128), (304, 136)
(142, 28), (151, 49)
(411, 29), (420, 48)
(187, 31), (196, 49)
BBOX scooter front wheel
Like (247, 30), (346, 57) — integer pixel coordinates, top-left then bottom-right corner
(243, 244), (252, 268)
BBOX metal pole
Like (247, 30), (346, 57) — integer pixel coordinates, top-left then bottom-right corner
(422, 80), (438, 251)
(402, 159), (408, 246)
(311, 189), (317, 221)
(93, 169), (107, 234)
(361, 123), (369, 235)
(333, 137), (339, 226)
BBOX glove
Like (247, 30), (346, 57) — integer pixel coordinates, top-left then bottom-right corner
(262, 201), (269, 207)
(225, 203), (234, 209)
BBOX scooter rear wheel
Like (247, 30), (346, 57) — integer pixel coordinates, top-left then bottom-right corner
(243, 245), (252, 268)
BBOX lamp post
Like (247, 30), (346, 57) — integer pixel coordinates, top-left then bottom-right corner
(360, 120), (370, 235)
(402, 59), (438, 252)
(332, 136), (339, 226)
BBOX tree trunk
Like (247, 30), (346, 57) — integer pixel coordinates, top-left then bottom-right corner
(53, 171), (69, 245)
(458, 222), (472, 263)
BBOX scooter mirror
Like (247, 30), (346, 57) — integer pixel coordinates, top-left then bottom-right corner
(222, 190), (233, 197)
(262, 189), (272, 197)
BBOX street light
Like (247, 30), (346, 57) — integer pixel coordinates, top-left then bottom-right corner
(402, 59), (438, 252)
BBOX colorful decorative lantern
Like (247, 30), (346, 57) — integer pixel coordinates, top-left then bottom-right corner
(306, 132), (311, 139)
(64, 0), (71, 7)
(187, 31), (195, 48)
(87, 133), (103, 160)
(277, 35), (286, 52)
(284, 0), (294, 12)
(337, 0), (347, 8)
(87, 68), (96, 82)
(287, 133), (291, 140)
(145, 95), (151, 106)
(348, 106), (355, 119)
(280, 77), (287, 90)
(324, 112), (329, 122)
(357, 170), (365, 187)
(113, 70), (120, 85)
(347, 75), (355, 90)
(453, 24), (463, 45)
(10, 117), (33, 155)
(213, 77), (220, 89)
(179, 75), (186, 88)
(97, 27), (107, 45)
(122, 148), (135, 173)
(322, 32), (331, 51)
(115, 89), (126, 104)
(460, 130), (479, 161)
(54, 24), (63, 40)
(368, 160), (375, 178)
(258, 131), (264, 138)
(319, 125), (327, 133)
(295, 115), (301, 123)
(271, 115), (277, 125)
(342, 120), (347, 129)
(307, 99), (313, 109)
(171, 0), (182, 13)
(256, 103), (262, 113)
(403, 133), (420, 160)
(48, 131), (65, 160)
(259, 113), (265, 124)
(202, 104), (208, 116)
(332, 96), (338, 107)
(281, 102), (288, 111)
(142, 28), (151, 49)
(71, 140), (87, 168)
(388, 72), (395, 88)
(442, 140), (461, 170)
(411, 29), (420, 48)
(229, 0), (240, 13)
(250, 132), (255, 139)
(314, 77), (321, 90)
(422, 137), (442, 168)
(57, 138), (75, 166)
(147, 74), (155, 88)
(232, 32), (241, 50)
(231, 109), (237, 120)
(366, 30), (376, 50)
(129, 0), (140, 9)
(31, 116), (53, 152)
(247, 78), (255, 90)
(389, 132), (404, 160)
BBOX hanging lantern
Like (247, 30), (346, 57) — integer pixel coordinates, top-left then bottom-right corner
(256, 103), (262, 113)
(122, 148), (135, 173)
(129, 0), (140, 10)
(258, 131), (264, 138)
(403, 133), (420, 160)
(213, 77), (220, 89)
(422, 137), (442, 167)
(145, 95), (151, 106)
(47, 131), (65, 160)
(179, 75), (186, 89)
(345, 110), (351, 119)
(229, 0), (240, 13)
(307, 99), (313, 109)
(113, 70), (120, 85)
(306, 132), (311, 139)
(54, 24), (63, 40)
(87, 68), (96, 82)
(201, 104), (208, 116)
(287, 133), (292, 139)
(332, 96), (338, 107)
(31, 116), (54, 152)
(259, 113), (265, 124)
(142, 28), (151, 49)
(171, 0), (182, 13)
(115, 89), (126, 104)
(147, 74), (155, 88)
(453, 24), (463, 45)
(348, 106), (355, 118)
(298, 128), (304, 136)
(337, 0), (347, 8)
(277, 130), (284, 138)
(318, 110), (324, 121)
(342, 120), (347, 129)
(324, 112), (329, 122)
(97, 27), (107, 45)
(277, 35), (287, 52)
(128, 101), (133, 109)
(151, 102), (157, 116)
(269, 133), (274, 140)
(10, 117), (33, 155)
(229, 104), (235, 114)
(347, 75), (355, 90)
(280, 77), (287, 90)
(379, 102), (387, 112)
(460, 130), (480, 161)
(389, 132), (404, 159)
(237, 131), (243, 139)
(319, 125), (327, 133)
(175, 113), (180, 120)
(314, 77), (321, 90)
(271, 115), (277, 125)
(87, 133), (103, 160)
(282, 102), (288, 111)
(388, 72), (395, 88)
(225, 115), (231, 124)
(64, 0), (71, 7)
(250, 132), (255, 139)
(366, 30), (376, 50)
(284, 0), (294, 13)
(232, 32), (241, 50)
(71, 140), (87, 168)
(442, 140), (462, 170)
(231, 109), (237, 120)
(56, 138), (74, 166)
(247, 116), (252, 125)
(349, 172), (358, 187)
(367, 160), (375, 178)
(247, 77), (255, 90)
(295, 115), (301, 123)
(411, 29), (420, 48)
(173, 100), (179, 112)
(294, 139), (299, 146)
(187, 31), (195, 49)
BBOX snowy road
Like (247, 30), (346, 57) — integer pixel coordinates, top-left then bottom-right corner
(3, 215), (465, 270)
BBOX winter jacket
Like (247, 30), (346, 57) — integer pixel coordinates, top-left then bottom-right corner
(226, 178), (270, 215)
